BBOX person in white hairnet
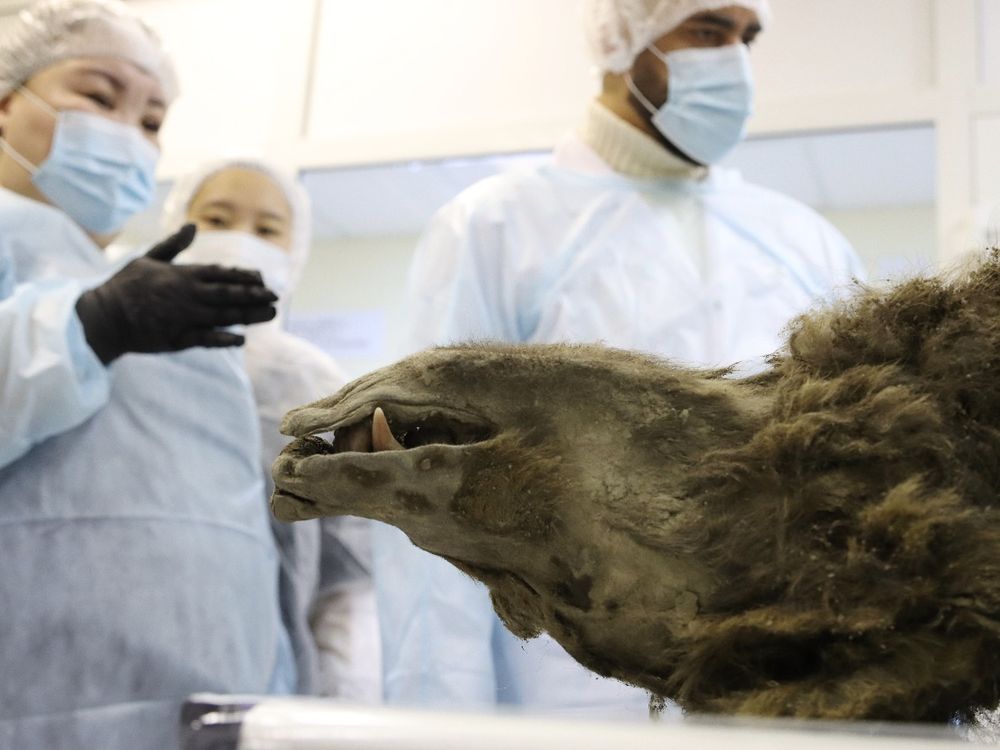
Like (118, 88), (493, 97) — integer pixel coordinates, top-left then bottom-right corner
(161, 159), (382, 702)
(375, 0), (866, 716)
(0, 2), (294, 747)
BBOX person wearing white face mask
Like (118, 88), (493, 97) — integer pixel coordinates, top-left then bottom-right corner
(0, 2), (294, 747)
(375, 0), (866, 718)
(161, 159), (382, 703)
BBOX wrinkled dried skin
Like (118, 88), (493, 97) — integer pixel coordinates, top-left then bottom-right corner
(273, 344), (764, 700)
(273, 259), (1000, 723)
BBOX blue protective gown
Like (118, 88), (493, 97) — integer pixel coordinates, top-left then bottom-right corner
(0, 188), (293, 748)
(375, 128), (867, 717)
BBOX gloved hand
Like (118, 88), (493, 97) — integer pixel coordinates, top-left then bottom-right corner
(76, 224), (278, 364)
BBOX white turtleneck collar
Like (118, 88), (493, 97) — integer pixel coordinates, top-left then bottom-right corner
(578, 101), (709, 181)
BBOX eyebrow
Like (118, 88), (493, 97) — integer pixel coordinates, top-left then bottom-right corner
(688, 12), (738, 31)
(77, 67), (167, 110)
(198, 200), (236, 212)
(687, 11), (762, 39)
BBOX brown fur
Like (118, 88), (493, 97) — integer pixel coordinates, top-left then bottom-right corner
(273, 254), (1000, 724)
(667, 258), (1000, 721)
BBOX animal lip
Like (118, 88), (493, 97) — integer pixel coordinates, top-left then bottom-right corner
(272, 488), (318, 507)
(301, 404), (496, 456)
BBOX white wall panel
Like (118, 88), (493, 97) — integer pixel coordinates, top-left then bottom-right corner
(982, 0), (1000, 84)
(753, 0), (934, 100)
(136, 0), (312, 175)
(306, 0), (593, 153)
(974, 114), (1000, 201)
(131, 0), (944, 168)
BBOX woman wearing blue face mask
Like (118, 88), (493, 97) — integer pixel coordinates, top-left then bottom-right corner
(0, 2), (295, 747)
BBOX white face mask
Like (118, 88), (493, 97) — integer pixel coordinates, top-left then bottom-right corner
(180, 230), (292, 299)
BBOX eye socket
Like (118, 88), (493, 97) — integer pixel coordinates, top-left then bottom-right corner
(202, 215), (229, 228)
(256, 226), (280, 238)
(142, 118), (162, 135)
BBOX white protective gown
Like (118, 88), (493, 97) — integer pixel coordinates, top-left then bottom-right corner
(245, 321), (382, 701)
(158, 157), (384, 701)
(0, 188), (293, 749)
(374, 103), (866, 717)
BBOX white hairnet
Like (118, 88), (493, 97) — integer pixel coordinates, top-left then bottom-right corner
(586, 0), (772, 73)
(0, 0), (178, 101)
(162, 159), (313, 294)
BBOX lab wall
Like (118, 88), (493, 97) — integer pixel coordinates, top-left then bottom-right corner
(822, 205), (937, 281)
(289, 235), (415, 378)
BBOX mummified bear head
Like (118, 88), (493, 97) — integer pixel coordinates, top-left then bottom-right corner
(274, 258), (1000, 722)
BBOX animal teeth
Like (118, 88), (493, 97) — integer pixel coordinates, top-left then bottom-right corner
(372, 407), (405, 452)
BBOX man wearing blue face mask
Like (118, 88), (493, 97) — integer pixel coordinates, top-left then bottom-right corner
(0, 1), (295, 747)
(376, 0), (866, 719)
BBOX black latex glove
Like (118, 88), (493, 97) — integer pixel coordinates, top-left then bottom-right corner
(76, 224), (278, 364)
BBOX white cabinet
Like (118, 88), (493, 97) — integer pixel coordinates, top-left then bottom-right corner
(304, 0), (593, 162)
(981, 0), (1000, 84)
(128, 0), (951, 166)
(753, 0), (934, 98)
(975, 114), (1000, 201)
(136, 0), (314, 176)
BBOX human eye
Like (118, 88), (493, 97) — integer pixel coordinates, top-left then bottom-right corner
(84, 91), (114, 109)
(202, 214), (228, 228)
(692, 27), (723, 44)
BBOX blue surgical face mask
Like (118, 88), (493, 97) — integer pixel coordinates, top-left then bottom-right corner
(0, 87), (159, 234)
(627, 44), (754, 165)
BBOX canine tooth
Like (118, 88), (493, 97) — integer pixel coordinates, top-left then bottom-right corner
(372, 407), (404, 452)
